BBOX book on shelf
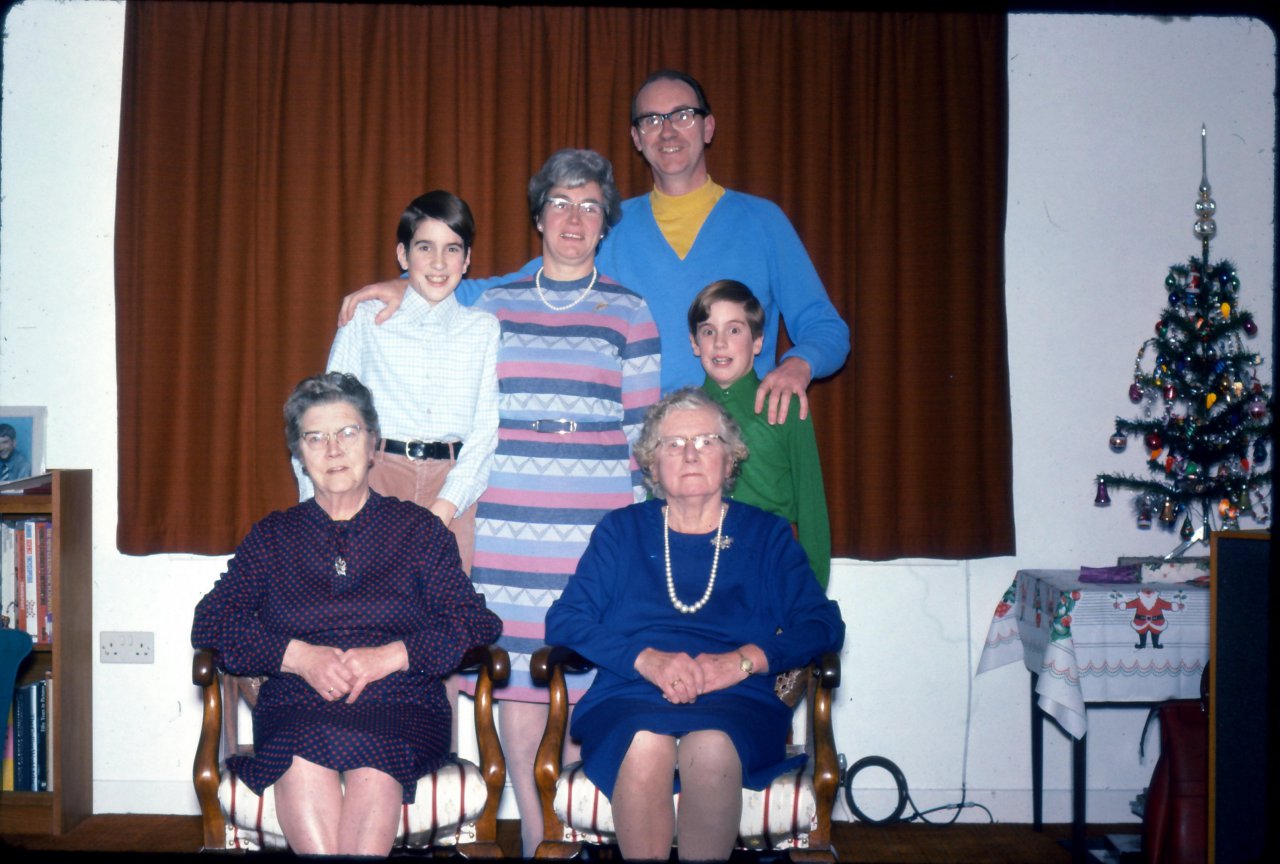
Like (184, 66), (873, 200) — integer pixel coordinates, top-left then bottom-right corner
(1, 521), (15, 628)
(13, 681), (33, 791)
(23, 521), (39, 638)
(0, 517), (53, 639)
(44, 671), (54, 792)
(2, 701), (13, 792)
(35, 676), (49, 791)
(5, 519), (27, 632)
(38, 521), (54, 643)
(10, 679), (51, 793)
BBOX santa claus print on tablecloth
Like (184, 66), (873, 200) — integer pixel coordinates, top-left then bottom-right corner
(1109, 587), (1189, 649)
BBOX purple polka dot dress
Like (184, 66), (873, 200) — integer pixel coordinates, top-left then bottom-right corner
(192, 491), (502, 803)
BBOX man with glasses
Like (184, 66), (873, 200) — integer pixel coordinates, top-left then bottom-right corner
(598, 69), (848, 425)
(340, 70), (846, 425)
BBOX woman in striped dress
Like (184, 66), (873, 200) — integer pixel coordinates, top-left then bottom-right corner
(468, 149), (660, 854)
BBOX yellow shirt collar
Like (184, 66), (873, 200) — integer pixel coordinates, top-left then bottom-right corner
(649, 178), (725, 259)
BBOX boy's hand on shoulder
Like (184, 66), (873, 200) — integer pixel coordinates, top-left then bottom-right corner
(338, 278), (406, 327)
(755, 357), (812, 424)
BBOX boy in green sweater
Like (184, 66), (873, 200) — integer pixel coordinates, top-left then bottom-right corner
(688, 279), (832, 588)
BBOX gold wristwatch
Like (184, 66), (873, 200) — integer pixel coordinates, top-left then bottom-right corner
(738, 652), (754, 675)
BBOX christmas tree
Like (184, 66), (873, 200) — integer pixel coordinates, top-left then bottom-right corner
(1095, 127), (1273, 555)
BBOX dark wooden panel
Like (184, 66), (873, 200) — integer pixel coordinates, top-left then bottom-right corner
(1209, 530), (1271, 864)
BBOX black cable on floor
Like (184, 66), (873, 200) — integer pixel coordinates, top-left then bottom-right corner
(843, 755), (995, 826)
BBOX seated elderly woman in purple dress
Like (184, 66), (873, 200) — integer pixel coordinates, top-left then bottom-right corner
(545, 387), (845, 861)
(191, 372), (501, 856)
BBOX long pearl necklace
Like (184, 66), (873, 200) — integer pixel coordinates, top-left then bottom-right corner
(664, 503), (727, 614)
(534, 266), (597, 311)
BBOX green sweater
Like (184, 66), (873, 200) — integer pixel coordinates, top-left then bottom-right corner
(703, 371), (831, 588)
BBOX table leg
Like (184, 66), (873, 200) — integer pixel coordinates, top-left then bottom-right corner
(1072, 732), (1087, 864)
(1031, 673), (1043, 831)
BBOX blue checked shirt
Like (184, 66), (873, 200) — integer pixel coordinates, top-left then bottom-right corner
(295, 288), (500, 517)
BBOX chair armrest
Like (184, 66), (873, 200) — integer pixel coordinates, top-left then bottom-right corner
(530, 645), (594, 843)
(530, 644), (593, 685)
(808, 651), (841, 850)
(816, 650), (841, 690)
(459, 643), (510, 686)
(193, 648), (217, 687)
(192, 649), (226, 849)
(463, 644), (509, 843)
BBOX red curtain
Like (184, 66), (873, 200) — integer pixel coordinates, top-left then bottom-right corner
(116, 4), (1012, 560)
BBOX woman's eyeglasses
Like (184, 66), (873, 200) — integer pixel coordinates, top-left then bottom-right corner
(658, 433), (722, 455)
(544, 196), (604, 219)
(301, 424), (364, 451)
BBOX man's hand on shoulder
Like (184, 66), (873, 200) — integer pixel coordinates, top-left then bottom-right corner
(755, 356), (812, 424)
(338, 278), (406, 327)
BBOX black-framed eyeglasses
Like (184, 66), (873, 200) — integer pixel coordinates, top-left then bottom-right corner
(632, 107), (708, 135)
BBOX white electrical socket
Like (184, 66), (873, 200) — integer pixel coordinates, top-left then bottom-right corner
(100, 630), (155, 664)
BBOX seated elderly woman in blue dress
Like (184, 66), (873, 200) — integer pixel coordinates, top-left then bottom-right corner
(545, 387), (845, 861)
(191, 372), (501, 856)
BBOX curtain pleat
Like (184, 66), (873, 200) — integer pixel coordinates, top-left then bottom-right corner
(116, 3), (1013, 560)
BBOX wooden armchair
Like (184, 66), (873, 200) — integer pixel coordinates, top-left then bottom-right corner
(192, 645), (509, 855)
(529, 646), (842, 862)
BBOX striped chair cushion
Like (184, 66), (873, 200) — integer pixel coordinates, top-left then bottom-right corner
(552, 760), (817, 851)
(217, 758), (488, 851)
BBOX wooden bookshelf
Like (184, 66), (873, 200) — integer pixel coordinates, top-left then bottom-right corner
(1, 470), (92, 835)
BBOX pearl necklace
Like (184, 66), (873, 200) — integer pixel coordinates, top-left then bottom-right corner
(534, 266), (597, 311)
(664, 503), (727, 614)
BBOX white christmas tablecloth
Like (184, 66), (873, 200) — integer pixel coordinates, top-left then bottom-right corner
(977, 569), (1209, 738)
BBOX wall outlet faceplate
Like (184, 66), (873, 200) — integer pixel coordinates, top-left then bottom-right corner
(100, 630), (155, 664)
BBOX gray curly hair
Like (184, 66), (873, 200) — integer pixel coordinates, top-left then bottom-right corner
(633, 387), (749, 498)
(283, 372), (381, 460)
(527, 148), (623, 239)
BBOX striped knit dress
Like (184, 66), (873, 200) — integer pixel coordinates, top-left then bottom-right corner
(467, 271), (661, 701)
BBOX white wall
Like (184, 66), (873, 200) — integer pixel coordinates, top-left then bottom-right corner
(1, 2), (1274, 824)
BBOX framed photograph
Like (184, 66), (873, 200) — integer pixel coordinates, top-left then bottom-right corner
(0, 405), (47, 483)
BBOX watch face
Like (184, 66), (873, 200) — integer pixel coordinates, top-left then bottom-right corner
(740, 655), (753, 674)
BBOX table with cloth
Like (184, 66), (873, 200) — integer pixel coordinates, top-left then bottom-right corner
(977, 567), (1209, 861)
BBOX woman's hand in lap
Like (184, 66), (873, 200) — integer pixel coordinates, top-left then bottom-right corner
(339, 642), (410, 703)
(635, 647), (704, 704)
(282, 639), (355, 701)
(694, 645), (769, 695)
(692, 651), (749, 694)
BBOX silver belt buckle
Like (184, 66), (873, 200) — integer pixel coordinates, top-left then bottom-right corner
(533, 419), (576, 434)
(405, 440), (429, 461)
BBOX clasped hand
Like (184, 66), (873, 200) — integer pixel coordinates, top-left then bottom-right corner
(635, 648), (755, 705)
(282, 639), (409, 704)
